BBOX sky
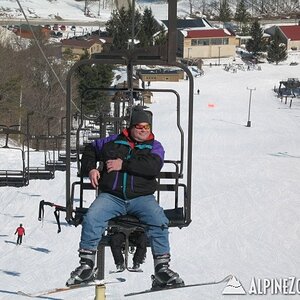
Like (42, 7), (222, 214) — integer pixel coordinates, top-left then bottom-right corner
(1, 1), (300, 300)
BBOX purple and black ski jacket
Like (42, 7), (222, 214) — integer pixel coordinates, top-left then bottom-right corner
(81, 129), (165, 200)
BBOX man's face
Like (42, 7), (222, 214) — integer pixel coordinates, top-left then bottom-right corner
(130, 123), (151, 142)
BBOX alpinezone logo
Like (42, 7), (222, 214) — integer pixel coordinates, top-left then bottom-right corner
(249, 277), (300, 295)
(222, 276), (300, 295)
(222, 276), (246, 295)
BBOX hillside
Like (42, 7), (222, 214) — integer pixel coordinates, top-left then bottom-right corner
(1, 1), (300, 300)
(1, 0), (299, 24)
(0, 0), (188, 23)
(1, 51), (300, 299)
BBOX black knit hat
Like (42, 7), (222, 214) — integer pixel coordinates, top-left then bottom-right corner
(129, 106), (152, 127)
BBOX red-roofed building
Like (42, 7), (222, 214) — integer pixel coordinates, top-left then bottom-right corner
(266, 25), (300, 50)
(178, 28), (237, 59)
(13, 24), (51, 40)
(278, 25), (300, 50)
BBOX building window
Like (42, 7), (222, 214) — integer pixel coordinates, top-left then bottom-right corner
(190, 37), (229, 46)
(191, 39), (210, 46)
(211, 38), (222, 45)
(200, 39), (209, 45)
(223, 38), (229, 45)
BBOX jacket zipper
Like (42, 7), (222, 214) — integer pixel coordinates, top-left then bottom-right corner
(122, 148), (132, 200)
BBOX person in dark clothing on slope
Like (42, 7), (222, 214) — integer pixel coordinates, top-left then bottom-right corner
(109, 228), (147, 271)
(15, 224), (25, 245)
(66, 106), (184, 288)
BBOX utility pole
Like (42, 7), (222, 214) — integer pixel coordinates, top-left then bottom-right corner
(18, 86), (22, 143)
(131, 0), (135, 50)
(26, 112), (34, 179)
(246, 87), (256, 127)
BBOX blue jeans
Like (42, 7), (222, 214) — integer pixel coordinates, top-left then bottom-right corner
(80, 193), (170, 256)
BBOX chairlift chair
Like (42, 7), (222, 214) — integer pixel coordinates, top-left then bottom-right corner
(0, 126), (28, 187)
(39, 0), (194, 280)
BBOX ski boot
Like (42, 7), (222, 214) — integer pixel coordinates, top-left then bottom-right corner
(116, 262), (125, 272)
(132, 262), (141, 270)
(66, 249), (97, 286)
(152, 254), (184, 290)
(132, 251), (145, 271)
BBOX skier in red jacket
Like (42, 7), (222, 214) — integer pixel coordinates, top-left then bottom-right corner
(15, 224), (25, 245)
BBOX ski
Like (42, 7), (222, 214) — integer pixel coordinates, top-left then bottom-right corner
(124, 275), (233, 297)
(109, 267), (143, 274)
(127, 267), (143, 273)
(18, 277), (125, 298)
(109, 269), (125, 274)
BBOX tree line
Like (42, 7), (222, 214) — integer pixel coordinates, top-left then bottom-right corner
(0, 2), (289, 147)
(189, 0), (300, 19)
(245, 19), (287, 64)
(0, 5), (162, 146)
(0, 39), (67, 142)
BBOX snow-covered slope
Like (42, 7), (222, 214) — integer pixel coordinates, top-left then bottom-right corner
(0, 0), (191, 22)
(1, 52), (300, 299)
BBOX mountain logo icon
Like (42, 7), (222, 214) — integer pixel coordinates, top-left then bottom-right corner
(222, 276), (246, 295)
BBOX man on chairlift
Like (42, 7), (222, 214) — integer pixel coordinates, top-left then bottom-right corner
(66, 106), (184, 289)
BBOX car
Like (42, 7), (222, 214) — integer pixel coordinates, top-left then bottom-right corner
(53, 24), (59, 30)
(50, 31), (63, 38)
(71, 25), (76, 31)
(60, 25), (66, 31)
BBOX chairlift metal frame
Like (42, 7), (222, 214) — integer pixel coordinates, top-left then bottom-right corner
(0, 125), (28, 187)
(39, 0), (195, 280)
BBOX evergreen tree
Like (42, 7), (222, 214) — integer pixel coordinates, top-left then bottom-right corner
(219, 0), (232, 22)
(154, 24), (167, 46)
(138, 7), (160, 47)
(106, 6), (164, 50)
(76, 51), (114, 115)
(267, 28), (287, 65)
(234, 0), (250, 26)
(246, 20), (266, 54)
(241, 24), (251, 36)
(106, 6), (142, 50)
(62, 48), (75, 61)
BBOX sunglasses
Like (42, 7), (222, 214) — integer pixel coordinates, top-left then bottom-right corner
(134, 124), (151, 130)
